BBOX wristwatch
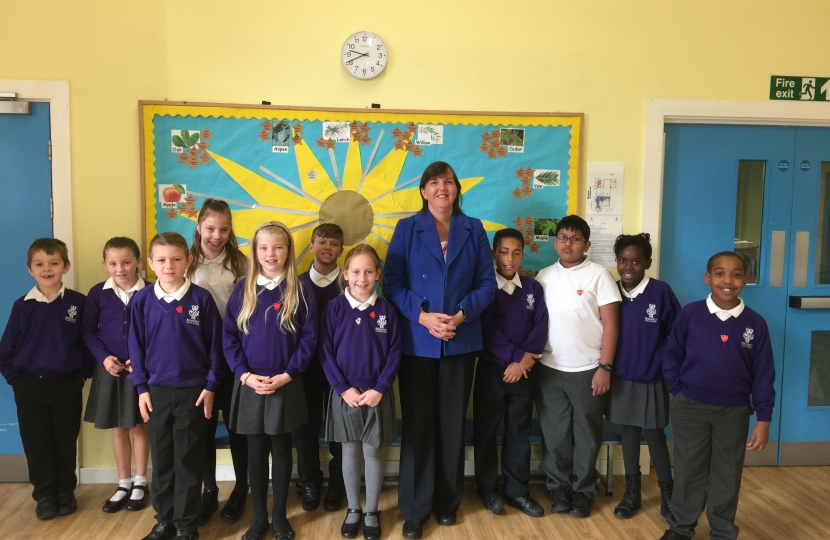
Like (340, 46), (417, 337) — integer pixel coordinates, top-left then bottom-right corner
(598, 363), (613, 373)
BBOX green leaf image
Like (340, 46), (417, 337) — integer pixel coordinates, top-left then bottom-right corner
(500, 129), (524, 146)
(186, 131), (200, 147)
(534, 218), (560, 236)
(180, 130), (191, 146)
(172, 135), (185, 148)
(173, 184), (185, 194)
(535, 171), (560, 186)
(418, 126), (442, 143)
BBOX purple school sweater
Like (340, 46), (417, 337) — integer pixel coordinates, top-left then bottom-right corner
(0, 288), (95, 384)
(614, 279), (681, 383)
(662, 300), (776, 422)
(480, 276), (549, 370)
(82, 281), (139, 363)
(222, 278), (318, 380)
(301, 271), (341, 319)
(127, 284), (224, 395)
(320, 295), (401, 396)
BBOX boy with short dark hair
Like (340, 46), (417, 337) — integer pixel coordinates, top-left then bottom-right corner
(294, 223), (347, 511)
(533, 215), (621, 518)
(474, 228), (549, 518)
(660, 251), (775, 540)
(0, 238), (95, 520)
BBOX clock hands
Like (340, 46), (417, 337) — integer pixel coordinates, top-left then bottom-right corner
(344, 50), (371, 65)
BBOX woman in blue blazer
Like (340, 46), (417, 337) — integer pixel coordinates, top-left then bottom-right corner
(386, 161), (497, 539)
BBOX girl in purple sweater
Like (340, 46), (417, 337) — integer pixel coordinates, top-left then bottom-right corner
(223, 221), (318, 540)
(320, 245), (401, 540)
(82, 237), (150, 513)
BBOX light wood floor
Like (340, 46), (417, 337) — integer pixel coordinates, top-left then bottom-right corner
(1, 468), (828, 539)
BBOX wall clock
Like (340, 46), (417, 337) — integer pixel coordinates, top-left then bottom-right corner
(342, 31), (388, 80)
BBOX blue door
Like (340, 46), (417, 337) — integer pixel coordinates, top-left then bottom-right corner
(662, 123), (830, 465)
(0, 102), (53, 478)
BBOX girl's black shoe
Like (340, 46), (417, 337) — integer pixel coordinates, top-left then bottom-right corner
(363, 511), (381, 540)
(102, 485), (131, 513)
(125, 484), (149, 511)
(341, 508), (362, 539)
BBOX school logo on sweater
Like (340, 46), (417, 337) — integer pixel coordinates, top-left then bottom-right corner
(742, 328), (754, 349)
(187, 305), (200, 326)
(376, 314), (387, 333)
(65, 305), (78, 323)
(526, 294), (535, 310)
(645, 304), (657, 323)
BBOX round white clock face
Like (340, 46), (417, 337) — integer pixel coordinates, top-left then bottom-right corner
(342, 31), (388, 79)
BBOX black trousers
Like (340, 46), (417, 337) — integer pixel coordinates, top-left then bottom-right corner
(13, 371), (83, 501)
(292, 358), (343, 490)
(667, 393), (751, 540)
(397, 352), (476, 521)
(473, 359), (533, 498)
(248, 432), (293, 532)
(203, 376), (248, 490)
(148, 385), (208, 534)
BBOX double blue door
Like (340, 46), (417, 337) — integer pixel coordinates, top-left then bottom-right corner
(662, 123), (830, 464)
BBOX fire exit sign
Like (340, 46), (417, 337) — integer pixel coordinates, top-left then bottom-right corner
(770, 76), (830, 101)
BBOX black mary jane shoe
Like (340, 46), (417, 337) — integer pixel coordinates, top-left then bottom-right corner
(273, 528), (295, 540)
(125, 484), (149, 511)
(362, 511), (381, 540)
(103, 486), (131, 513)
(341, 508), (362, 539)
(240, 521), (270, 540)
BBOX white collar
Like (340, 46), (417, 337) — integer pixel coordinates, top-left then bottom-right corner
(620, 276), (650, 299)
(154, 278), (191, 302)
(556, 256), (591, 272)
(309, 265), (340, 287)
(706, 294), (745, 320)
(24, 284), (65, 303)
(201, 251), (226, 265)
(103, 276), (145, 294)
(256, 273), (284, 290)
(345, 288), (377, 311)
(495, 271), (522, 292)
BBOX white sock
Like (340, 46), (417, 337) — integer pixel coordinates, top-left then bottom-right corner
(110, 478), (132, 502)
(131, 476), (148, 500)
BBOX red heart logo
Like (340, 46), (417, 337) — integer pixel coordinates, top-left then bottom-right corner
(721, 335), (728, 342)
(369, 311), (376, 318)
(273, 303), (281, 310)
(176, 306), (183, 313)
(577, 290), (583, 296)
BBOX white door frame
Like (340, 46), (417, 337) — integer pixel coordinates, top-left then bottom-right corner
(642, 98), (830, 277)
(0, 80), (73, 288)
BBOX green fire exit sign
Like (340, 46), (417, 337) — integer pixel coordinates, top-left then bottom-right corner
(770, 76), (830, 101)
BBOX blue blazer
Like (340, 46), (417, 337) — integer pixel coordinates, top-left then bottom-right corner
(385, 211), (497, 358)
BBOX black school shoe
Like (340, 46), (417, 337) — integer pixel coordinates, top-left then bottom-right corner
(219, 483), (248, 523)
(549, 486), (571, 513)
(658, 531), (692, 540)
(299, 483), (321, 511)
(477, 487), (505, 515)
(569, 492), (592, 518)
(241, 521), (270, 540)
(341, 508), (362, 539)
(324, 486), (347, 512)
(142, 522), (177, 540)
(362, 511), (381, 540)
(125, 484), (149, 511)
(401, 519), (423, 539)
(505, 494), (544, 517)
(56, 491), (78, 516)
(197, 488), (218, 524)
(174, 532), (199, 540)
(102, 485), (131, 513)
(36, 496), (58, 520)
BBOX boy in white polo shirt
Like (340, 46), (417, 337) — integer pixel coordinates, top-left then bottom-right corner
(533, 215), (621, 519)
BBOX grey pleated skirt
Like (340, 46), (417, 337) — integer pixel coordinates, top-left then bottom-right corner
(326, 387), (397, 449)
(228, 375), (308, 436)
(606, 376), (670, 430)
(84, 362), (144, 429)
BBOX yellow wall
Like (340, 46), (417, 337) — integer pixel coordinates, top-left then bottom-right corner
(2, 0), (829, 468)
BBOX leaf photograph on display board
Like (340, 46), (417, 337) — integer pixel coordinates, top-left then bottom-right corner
(141, 103), (582, 278)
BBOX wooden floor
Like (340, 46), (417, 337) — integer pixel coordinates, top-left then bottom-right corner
(1, 468), (828, 539)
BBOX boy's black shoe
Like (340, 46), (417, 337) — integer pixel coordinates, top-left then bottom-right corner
(549, 486), (571, 513)
(324, 486), (347, 512)
(174, 532), (199, 540)
(56, 491), (77, 516)
(658, 531), (692, 540)
(477, 487), (505, 515)
(505, 494), (544, 517)
(299, 484), (321, 511)
(36, 496), (58, 520)
(613, 473), (642, 519)
(219, 484), (248, 523)
(197, 488), (218, 524)
(142, 522), (177, 540)
(401, 519), (423, 539)
(436, 511), (456, 525)
(658, 480), (673, 518)
(569, 492), (592, 518)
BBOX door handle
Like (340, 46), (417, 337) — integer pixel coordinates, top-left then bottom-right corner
(770, 231), (785, 287)
(789, 296), (830, 309)
(794, 231), (809, 288)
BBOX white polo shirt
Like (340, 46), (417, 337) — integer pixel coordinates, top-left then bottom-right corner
(535, 257), (621, 372)
(192, 252), (243, 318)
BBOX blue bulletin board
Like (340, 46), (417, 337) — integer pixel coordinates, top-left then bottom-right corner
(140, 102), (582, 277)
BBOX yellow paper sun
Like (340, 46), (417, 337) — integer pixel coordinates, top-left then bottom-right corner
(191, 133), (502, 270)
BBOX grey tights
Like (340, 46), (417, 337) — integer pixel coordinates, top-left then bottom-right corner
(342, 440), (384, 526)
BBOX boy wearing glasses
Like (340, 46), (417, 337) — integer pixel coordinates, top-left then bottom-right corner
(533, 215), (621, 518)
